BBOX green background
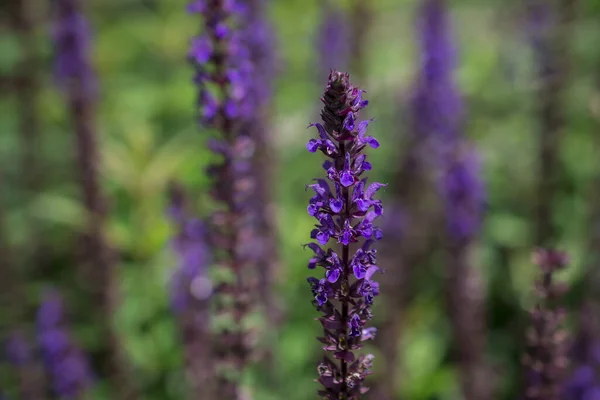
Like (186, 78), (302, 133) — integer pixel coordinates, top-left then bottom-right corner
(1, 0), (600, 399)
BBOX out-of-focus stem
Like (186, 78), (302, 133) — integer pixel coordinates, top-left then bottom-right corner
(532, 0), (577, 247)
(445, 243), (491, 400)
(68, 83), (138, 400)
(60, 1), (138, 395)
(15, 0), (43, 275)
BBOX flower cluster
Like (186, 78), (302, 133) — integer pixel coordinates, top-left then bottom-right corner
(523, 249), (570, 400)
(188, 0), (253, 125)
(52, 0), (96, 97)
(305, 71), (383, 398)
(37, 289), (93, 398)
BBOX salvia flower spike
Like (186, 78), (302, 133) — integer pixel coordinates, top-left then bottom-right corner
(523, 249), (570, 400)
(188, 0), (257, 398)
(37, 289), (93, 399)
(305, 71), (383, 399)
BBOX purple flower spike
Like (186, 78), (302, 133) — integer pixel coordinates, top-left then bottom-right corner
(37, 289), (93, 398)
(187, 0), (269, 397)
(304, 71), (383, 398)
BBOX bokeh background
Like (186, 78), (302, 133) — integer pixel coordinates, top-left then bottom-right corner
(1, 0), (600, 399)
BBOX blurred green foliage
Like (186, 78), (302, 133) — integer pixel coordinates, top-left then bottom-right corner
(2, 0), (600, 399)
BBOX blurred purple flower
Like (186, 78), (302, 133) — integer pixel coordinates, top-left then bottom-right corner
(316, 2), (350, 76)
(305, 71), (383, 399)
(243, 0), (278, 109)
(411, 0), (463, 158)
(168, 184), (212, 314)
(4, 330), (32, 367)
(37, 288), (93, 399)
(187, 0), (259, 397)
(442, 145), (485, 243)
(52, 0), (96, 98)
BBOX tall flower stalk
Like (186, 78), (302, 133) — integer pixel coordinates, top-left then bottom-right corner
(522, 249), (570, 400)
(52, 0), (137, 398)
(187, 1), (256, 397)
(442, 145), (491, 400)
(37, 289), (93, 399)
(305, 71), (383, 399)
(167, 183), (214, 398)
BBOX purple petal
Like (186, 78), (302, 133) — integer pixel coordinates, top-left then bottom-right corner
(343, 112), (355, 131)
(307, 139), (320, 152)
(353, 263), (366, 279)
(316, 232), (330, 245)
(365, 182), (386, 199)
(326, 268), (340, 283)
(340, 171), (354, 187)
(308, 123), (329, 139)
(189, 36), (212, 64)
(365, 266), (380, 280)
(329, 198), (343, 213)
